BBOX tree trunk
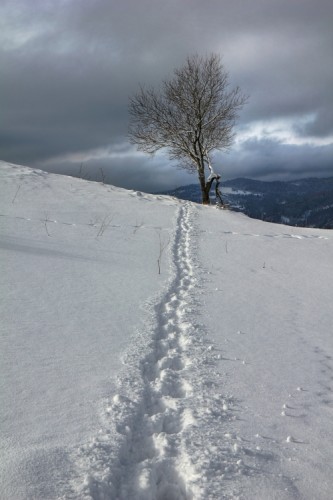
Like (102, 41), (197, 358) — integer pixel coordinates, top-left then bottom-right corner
(198, 168), (210, 204)
(199, 175), (215, 205)
(201, 187), (210, 204)
(197, 157), (215, 205)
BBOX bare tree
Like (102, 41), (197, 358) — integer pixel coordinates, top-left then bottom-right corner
(129, 54), (247, 204)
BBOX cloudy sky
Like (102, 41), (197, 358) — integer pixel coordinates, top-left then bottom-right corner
(1, 0), (332, 191)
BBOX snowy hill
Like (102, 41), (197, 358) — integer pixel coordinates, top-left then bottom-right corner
(1, 160), (332, 499)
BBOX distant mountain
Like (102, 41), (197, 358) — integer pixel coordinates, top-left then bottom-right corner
(159, 177), (333, 229)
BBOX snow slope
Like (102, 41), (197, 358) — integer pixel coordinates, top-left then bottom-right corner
(1, 161), (332, 499)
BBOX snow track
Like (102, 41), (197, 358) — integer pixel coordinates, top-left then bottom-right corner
(70, 202), (243, 499)
(69, 203), (198, 499)
(114, 203), (198, 499)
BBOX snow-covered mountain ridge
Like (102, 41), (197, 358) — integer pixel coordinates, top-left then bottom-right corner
(159, 177), (333, 229)
(1, 161), (332, 499)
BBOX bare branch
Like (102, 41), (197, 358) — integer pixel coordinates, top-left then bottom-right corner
(12, 184), (21, 204)
(96, 214), (113, 238)
(129, 54), (248, 204)
(44, 212), (51, 237)
(156, 229), (170, 275)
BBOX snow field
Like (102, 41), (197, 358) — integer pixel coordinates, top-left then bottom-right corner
(0, 162), (179, 499)
(197, 207), (333, 499)
(1, 161), (332, 499)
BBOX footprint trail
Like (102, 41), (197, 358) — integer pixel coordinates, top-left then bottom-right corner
(115, 203), (198, 499)
(70, 202), (248, 500)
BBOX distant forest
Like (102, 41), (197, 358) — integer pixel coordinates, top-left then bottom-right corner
(159, 177), (333, 229)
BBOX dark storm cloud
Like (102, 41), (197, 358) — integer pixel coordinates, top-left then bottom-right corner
(94, 156), (177, 192)
(295, 108), (333, 139)
(0, 0), (332, 189)
(222, 139), (333, 181)
(43, 152), (194, 192)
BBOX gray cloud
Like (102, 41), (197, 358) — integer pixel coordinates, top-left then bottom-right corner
(222, 139), (333, 181)
(42, 153), (194, 192)
(295, 108), (333, 139)
(1, 0), (332, 190)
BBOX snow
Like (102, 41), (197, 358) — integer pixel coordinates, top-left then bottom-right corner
(197, 207), (332, 499)
(222, 187), (255, 196)
(1, 160), (332, 499)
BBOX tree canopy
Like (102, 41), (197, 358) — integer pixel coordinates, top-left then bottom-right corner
(129, 54), (247, 204)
